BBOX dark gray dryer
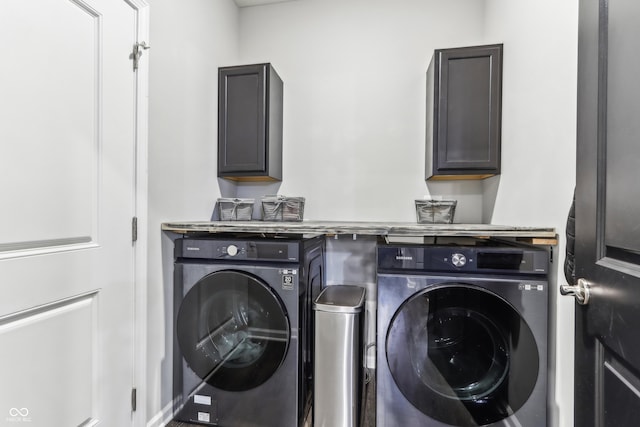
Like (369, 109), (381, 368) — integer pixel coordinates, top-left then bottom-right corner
(377, 239), (549, 427)
(172, 234), (324, 427)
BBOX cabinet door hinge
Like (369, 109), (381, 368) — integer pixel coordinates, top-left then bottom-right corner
(131, 387), (137, 412)
(132, 216), (138, 243)
(132, 41), (150, 71)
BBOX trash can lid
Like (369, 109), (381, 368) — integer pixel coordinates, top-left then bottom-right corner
(313, 285), (366, 313)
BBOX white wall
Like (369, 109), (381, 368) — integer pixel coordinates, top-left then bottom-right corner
(238, 0), (488, 223)
(146, 1), (239, 424)
(483, 2), (578, 427)
(146, 0), (579, 425)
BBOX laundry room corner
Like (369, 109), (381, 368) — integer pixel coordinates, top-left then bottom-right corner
(482, 1), (579, 426)
(146, 0), (241, 425)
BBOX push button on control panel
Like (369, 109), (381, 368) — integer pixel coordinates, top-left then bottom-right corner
(226, 244), (238, 256)
(451, 253), (467, 267)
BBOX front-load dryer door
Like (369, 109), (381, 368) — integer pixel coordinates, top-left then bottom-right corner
(386, 284), (539, 427)
(177, 270), (289, 392)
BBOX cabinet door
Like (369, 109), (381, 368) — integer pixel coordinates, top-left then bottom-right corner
(426, 44), (502, 180)
(219, 64), (267, 177)
(218, 64), (283, 181)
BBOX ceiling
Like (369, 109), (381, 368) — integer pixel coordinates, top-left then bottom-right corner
(233, 0), (298, 7)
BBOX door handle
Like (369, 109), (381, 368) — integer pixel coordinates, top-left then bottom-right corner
(560, 277), (591, 305)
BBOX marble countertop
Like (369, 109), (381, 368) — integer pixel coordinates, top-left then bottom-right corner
(162, 221), (557, 243)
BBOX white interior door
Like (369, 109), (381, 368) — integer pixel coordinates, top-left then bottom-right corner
(0, 0), (144, 425)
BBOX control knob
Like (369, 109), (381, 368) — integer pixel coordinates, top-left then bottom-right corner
(451, 253), (467, 267)
(226, 244), (239, 257)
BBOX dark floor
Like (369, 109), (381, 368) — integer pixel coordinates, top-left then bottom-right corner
(361, 374), (376, 427)
(167, 375), (376, 427)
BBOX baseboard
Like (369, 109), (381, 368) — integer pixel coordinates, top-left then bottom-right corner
(146, 399), (177, 427)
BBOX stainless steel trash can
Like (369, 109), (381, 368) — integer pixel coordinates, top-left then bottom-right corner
(313, 285), (366, 427)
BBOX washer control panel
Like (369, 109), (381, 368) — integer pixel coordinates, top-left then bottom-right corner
(378, 243), (548, 275)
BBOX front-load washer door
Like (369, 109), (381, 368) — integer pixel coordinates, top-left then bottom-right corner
(386, 284), (539, 427)
(177, 270), (290, 392)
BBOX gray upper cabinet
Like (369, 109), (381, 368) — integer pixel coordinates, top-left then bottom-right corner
(218, 63), (283, 181)
(425, 44), (503, 180)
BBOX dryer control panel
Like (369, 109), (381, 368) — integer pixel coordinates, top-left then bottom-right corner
(175, 237), (301, 262)
(378, 243), (548, 275)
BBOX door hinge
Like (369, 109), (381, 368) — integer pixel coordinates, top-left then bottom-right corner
(132, 41), (150, 71)
(131, 387), (137, 412)
(132, 216), (138, 242)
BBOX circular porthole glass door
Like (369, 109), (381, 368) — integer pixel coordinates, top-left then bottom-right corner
(386, 285), (539, 426)
(177, 270), (290, 392)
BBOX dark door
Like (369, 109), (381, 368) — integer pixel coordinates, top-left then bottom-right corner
(570, 0), (640, 425)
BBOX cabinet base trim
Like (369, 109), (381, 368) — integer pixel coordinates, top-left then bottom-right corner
(427, 173), (496, 181)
